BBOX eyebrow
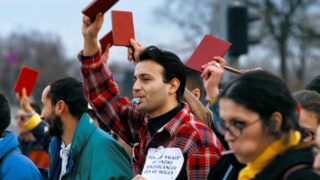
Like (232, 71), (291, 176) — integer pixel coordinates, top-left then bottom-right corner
(134, 73), (153, 79)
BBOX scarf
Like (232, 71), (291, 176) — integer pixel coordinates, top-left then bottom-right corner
(238, 131), (301, 180)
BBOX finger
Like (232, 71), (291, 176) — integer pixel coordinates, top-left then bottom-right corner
(22, 87), (27, 97)
(127, 47), (134, 60)
(213, 56), (225, 68)
(130, 39), (139, 50)
(201, 67), (211, 80)
(128, 47), (133, 54)
(83, 15), (91, 26)
(94, 13), (104, 29)
(16, 93), (21, 100)
(204, 61), (222, 69)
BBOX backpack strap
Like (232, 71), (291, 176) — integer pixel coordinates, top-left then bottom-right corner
(283, 164), (310, 180)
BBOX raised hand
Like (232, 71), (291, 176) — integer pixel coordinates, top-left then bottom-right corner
(127, 38), (144, 65)
(82, 13), (104, 56)
(201, 57), (225, 102)
(16, 88), (34, 113)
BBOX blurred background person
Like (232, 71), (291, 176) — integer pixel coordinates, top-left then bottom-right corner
(15, 102), (49, 169)
(292, 90), (320, 146)
(306, 75), (320, 94)
(313, 125), (320, 172)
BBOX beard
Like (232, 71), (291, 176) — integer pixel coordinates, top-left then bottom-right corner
(47, 113), (64, 138)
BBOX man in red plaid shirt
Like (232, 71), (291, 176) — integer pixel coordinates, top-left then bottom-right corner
(79, 13), (223, 179)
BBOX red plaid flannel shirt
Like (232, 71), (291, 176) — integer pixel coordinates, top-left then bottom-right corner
(79, 52), (223, 179)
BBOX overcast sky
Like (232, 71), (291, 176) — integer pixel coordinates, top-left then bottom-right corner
(0, 0), (182, 64)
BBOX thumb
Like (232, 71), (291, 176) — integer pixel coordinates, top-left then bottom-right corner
(130, 39), (141, 50)
(22, 87), (28, 97)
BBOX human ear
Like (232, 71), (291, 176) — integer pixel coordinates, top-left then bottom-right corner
(168, 78), (180, 94)
(270, 112), (283, 133)
(55, 100), (66, 115)
(191, 88), (201, 100)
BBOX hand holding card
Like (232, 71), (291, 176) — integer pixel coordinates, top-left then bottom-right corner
(186, 34), (232, 72)
(14, 66), (39, 97)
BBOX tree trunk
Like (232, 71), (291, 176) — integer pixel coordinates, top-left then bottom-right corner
(279, 41), (287, 81)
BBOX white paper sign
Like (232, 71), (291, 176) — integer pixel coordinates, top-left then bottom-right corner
(141, 146), (184, 180)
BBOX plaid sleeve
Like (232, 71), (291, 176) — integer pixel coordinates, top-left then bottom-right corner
(78, 51), (144, 144)
(186, 147), (221, 179)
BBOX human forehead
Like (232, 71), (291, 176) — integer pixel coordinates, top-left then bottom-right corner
(41, 86), (51, 104)
(219, 98), (259, 121)
(134, 60), (164, 77)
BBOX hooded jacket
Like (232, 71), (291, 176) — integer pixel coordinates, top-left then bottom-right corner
(0, 131), (42, 179)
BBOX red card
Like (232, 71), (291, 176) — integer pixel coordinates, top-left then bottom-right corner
(82, 0), (119, 21)
(14, 66), (39, 96)
(99, 31), (113, 53)
(186, 35), (232, 72)
(111, 10), (135, 46)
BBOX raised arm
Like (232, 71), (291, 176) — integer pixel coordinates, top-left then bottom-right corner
(79, 14), (145, 145)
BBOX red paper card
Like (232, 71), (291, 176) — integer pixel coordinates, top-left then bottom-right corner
(186, 34), (232, 72)
(82, 0), (119, 21)
(99, 31), (113, 53)
(111, 10), (135, 46)
(14, 66), (39, 96)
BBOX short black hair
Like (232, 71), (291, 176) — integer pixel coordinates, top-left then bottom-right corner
(0, 92), (10, 135)
(292, 90), (320, 124)
(306, 75), (320, 94)
(139, 46), (186, 101)
(184, 66), (205, 102)
(220, 71), (300, 138)
(47, 77), (88, 120)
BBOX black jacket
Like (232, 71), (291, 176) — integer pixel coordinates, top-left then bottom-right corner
(208, 147), (319, 180)
(255, 147), (319, 180)
(207, 153), (244, 180)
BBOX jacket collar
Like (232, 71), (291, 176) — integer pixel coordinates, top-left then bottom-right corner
(146, 103), (191, 136)
(56, 113), (97, 178)
(68, 113), (96, 160)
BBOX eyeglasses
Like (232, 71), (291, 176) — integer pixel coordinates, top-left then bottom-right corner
(15, 115), (27, 122)
(302, 129), (316, 143)
(217, 118), (260, 137)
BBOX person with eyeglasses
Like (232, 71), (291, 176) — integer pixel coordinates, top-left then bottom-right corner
(203, 58), (245, 180)
(292, 90), (320, 146)
(15, 102), (50, 169)
(215, 70), (319, 179)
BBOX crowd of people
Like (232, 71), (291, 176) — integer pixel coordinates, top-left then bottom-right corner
(0, 12), (320, 180)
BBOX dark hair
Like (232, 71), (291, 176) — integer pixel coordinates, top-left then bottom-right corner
(0, 93), (11, 135)
(47, 77), (88, 120)
(139, 46), (186, 101)
(305, 75), (320, 94)
(292, 90), (320, 124)
(184, 66), (205, 102)
(219, 71), (299, 138)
